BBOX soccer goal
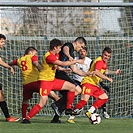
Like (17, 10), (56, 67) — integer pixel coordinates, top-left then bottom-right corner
(0, 1), (132, 118)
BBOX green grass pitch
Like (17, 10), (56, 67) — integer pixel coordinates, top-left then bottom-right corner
(0, 116), (132, 133)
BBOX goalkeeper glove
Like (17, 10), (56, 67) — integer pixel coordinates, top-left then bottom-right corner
(99, 81), (110, 93)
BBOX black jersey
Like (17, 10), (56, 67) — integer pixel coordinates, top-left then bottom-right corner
(55, 42), (75, 84)
(59, 42), (74, 61)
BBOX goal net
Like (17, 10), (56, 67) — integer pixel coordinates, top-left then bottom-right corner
(0, 1), (132, 118)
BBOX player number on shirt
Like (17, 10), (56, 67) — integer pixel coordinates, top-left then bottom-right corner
(21, 60), (28, 71)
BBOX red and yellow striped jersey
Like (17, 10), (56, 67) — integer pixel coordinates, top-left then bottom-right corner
(38, 51), (59, 81)
(12, 55), (39, 85)
(81, 56), (107, 86)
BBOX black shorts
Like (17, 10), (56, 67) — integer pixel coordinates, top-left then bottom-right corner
(55, 70), (75, 84)
(74, 80), (81, 86)
(55, 70), (75, 96)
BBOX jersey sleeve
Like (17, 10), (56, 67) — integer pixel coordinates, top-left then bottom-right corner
(31, 55), (38, 62)
(63, 43), (74, 58)
(95, 60), (104, 70)
(46, 54), (58, 64)
(12, 59), (18, 65)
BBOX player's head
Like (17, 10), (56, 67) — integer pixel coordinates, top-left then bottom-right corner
(50, 38), (62, 54)
(0, 34), (6, 49)
(25, 47), (37, 56)
(102, 47), (112, 62)
(78, 46), (88, 59)
(74, 37), (87, 52)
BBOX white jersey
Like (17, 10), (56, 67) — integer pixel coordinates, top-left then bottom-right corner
(73, 56), (92, 82)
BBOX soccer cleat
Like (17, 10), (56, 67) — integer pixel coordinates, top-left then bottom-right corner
(51, 103), (61, 116)
(85, 111), (92, 119)
(67, 119), (75, 124)
(51, 119), (63, 124)
(21, 119), (31, 124)
(65, 109), (79, 115)
(6, 116), (20, 122)
(103, 112), (110, 119)
(73, 108), (83, 115)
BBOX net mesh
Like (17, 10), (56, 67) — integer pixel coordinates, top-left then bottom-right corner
(0, 1), (133, 118)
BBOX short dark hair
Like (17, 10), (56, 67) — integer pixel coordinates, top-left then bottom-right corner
(82, 46), (88, 51)
(25, 47), (37, 54)
(50, 38), (62, 50)
(74, 37), (87, 46)
(102, 47), (112, 54)
(0, 34), (6, 40)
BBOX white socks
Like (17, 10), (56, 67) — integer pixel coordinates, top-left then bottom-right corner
(88, 106), (95, 113)
(68, 115), (75, 120)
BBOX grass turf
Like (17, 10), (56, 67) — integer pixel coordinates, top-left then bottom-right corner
(0, 116), (132, 133)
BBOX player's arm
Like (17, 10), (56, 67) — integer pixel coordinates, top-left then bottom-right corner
(32, 55), (41, 71)
(57, 66), (72, 73)
(53, 59), (82, 67)
(95, 69), (113, 83)
(32, 61), (41, 71)
(63, 46), (74, 61)
(70, 64), (94, 76)
(94, 61), (113, 83)
(46, 53), (83, 67)
(0, 57), (14, 74)
(8, 59), (18, 66)
(104, 69), (121, 75)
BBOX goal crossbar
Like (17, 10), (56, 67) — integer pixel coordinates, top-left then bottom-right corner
(0, 2), (133, 7)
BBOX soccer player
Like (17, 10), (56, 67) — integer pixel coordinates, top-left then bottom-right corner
(0, 33), (20, 122)
(73, 47), (111, 119)
(67, 46), (92, 123)
(9, 46), (60, 120)
(67, 47), (111, 123)
(51, 37), (92, 123)
(21, 38), (91, 124)
(73, 47), (121, 120)
(9, 47), (41, 120)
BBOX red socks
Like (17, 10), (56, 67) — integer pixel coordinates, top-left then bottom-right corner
(74, 100), (87, 109)
(74, 99), (108, 110)
(26, 104), (41, 120)
(66, 91), (75, 109)
(93, 99), (108, 109)
(22, 104), (28, 119)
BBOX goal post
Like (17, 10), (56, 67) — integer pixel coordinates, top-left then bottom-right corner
(0, 1), (132, 118)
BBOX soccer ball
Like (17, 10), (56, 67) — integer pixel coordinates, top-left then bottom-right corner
(89, 113), (101, 125)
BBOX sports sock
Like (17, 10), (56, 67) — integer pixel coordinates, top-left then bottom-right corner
(68, 115), (75, 120)
(22, 103), (28, 119)
(93, 99), (108, 109)
(51, 114), (59, 122)
(101, 103), (107, 112)
(66, 91), (75, 109)
(0, 101), (10, 118)
(88, 106), (95, 113)
(59, 103), (66, 113)
(26, 104), (41, 120)
(74, 100), (87, 109)
(55, 96), (66, 108)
